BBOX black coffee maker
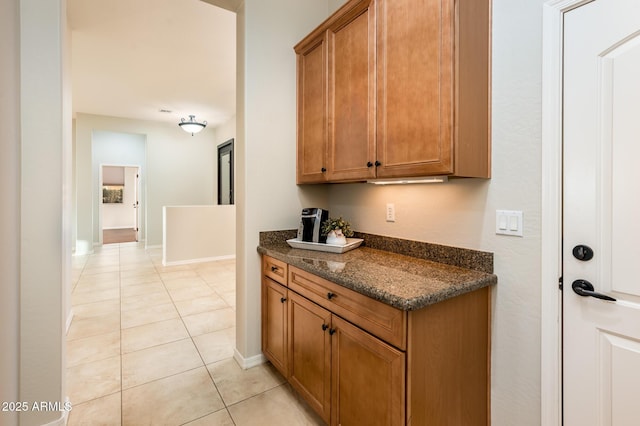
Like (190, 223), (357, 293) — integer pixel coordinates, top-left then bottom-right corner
(298, 208), (329, 243)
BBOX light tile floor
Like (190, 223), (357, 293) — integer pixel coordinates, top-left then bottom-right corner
(67, 243), (324, 426)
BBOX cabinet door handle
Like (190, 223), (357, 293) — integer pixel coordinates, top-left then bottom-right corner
(327, 292), (335, 300)
(280, 297), (287, 303)
(322, 324), (329, 331)
(375, 160), (381, 167)
(367, 161), (373, 167)
(321, 167), (327, 173)
(329, 328), (336, 335)
(271, 266), (278, 272)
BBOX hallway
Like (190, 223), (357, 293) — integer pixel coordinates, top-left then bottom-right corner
(67, 243), (323, 425)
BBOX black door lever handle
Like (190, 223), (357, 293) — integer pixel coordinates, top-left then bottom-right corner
(572, 279), (616, 302)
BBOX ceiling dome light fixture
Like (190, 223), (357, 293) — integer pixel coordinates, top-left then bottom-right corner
(178, 115), (207, 136)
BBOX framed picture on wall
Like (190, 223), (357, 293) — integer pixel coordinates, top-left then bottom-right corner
(103, 185), (124, 203)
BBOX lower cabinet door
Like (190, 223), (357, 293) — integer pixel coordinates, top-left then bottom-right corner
(288, 291), (332, 423)
(330, 315), (406, 426)
(261, 277), (288, 376)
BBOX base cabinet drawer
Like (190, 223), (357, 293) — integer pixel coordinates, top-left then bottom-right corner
(289, 265), (406, 350)
(263, 255), (288, 285)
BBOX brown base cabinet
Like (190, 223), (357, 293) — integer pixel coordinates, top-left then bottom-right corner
(261, 255), (490, 425)
(261, 277), (288, 375)
(331, 315), (405, 426)
(289, 291), (332, 422)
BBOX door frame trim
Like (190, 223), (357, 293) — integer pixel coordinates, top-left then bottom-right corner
(541, 1), (592, 424)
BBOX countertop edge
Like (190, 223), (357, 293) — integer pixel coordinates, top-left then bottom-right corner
(257, 245), (497, 311)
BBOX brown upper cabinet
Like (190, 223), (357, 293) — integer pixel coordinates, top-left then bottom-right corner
(295, 0), (491, 184)
(296, 31), (328, 184)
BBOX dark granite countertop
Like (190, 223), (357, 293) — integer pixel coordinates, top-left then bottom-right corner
(257, 231), (497, 311)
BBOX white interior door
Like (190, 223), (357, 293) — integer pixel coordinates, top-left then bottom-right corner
(563, 1), (640, 424)
(132, 167), (140, 241)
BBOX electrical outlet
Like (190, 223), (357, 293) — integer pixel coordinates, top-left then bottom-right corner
(386, 203), (396, 222)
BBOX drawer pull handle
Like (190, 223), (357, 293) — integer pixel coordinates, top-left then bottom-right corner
(280, 297), (287, 303)
(329, 328), (336, 335)
(271, 266), (278, 272)
(327, 292), (335, 300)
(322, 324), (329, 331)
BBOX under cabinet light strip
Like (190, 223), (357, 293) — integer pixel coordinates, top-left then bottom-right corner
(366, 176), (449, 185)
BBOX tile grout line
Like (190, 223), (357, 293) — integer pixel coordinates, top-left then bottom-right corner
(69, 246), (120, 421)
(119, 243), (124, 426)
(194, 263), (239, 424)
(70, 245), (244, 425)
(187, 266), (238, 424)
(151, 253), (233, 423)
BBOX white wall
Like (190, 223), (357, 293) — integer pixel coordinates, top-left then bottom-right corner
(328, 0), (344, 14)
(0, 1), (21, 424)
(163, 205), (236, 265)
(235, 0), (331, 364)
(75, 114), (217, 248)
(2, 1), (72, 420)
(103, 165), (125, 184)
(16, 0), (71, 425)
(216, 115), (236, 143)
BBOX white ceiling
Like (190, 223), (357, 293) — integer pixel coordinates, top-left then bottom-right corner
(67, 0), (236, 128)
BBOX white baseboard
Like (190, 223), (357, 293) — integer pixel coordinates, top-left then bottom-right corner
(66, 309), (74, 335)
(233, 348), (266, 370)
(74, 240), (94, 256)
(102, 226), (136, 230)
(118, 241), (142, 247)
(163, 254), (236, 267)
(40, 397), (71, 425)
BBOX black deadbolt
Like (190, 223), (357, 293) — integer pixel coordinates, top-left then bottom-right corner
(572, 245), (594, 261)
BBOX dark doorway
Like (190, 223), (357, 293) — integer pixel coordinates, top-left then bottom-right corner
(218, 139), (234, 205)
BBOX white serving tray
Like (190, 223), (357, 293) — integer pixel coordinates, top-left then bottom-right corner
(286, 238), (363, 254)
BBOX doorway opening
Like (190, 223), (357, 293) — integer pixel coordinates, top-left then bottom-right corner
(218, 138), (234, 205)
(101, 165), (141, 244)
(92, 130), (146, 247)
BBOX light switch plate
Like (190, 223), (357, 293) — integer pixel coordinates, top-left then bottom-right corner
(496, 210), (523, 237)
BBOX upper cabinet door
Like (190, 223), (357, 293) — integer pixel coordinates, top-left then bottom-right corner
(296, 34), (328, 184)
(295, 0), (490, 183)
(326, 0), (376, 182)
(376, 0), (491, 179)
(376, 0), (454, 178)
